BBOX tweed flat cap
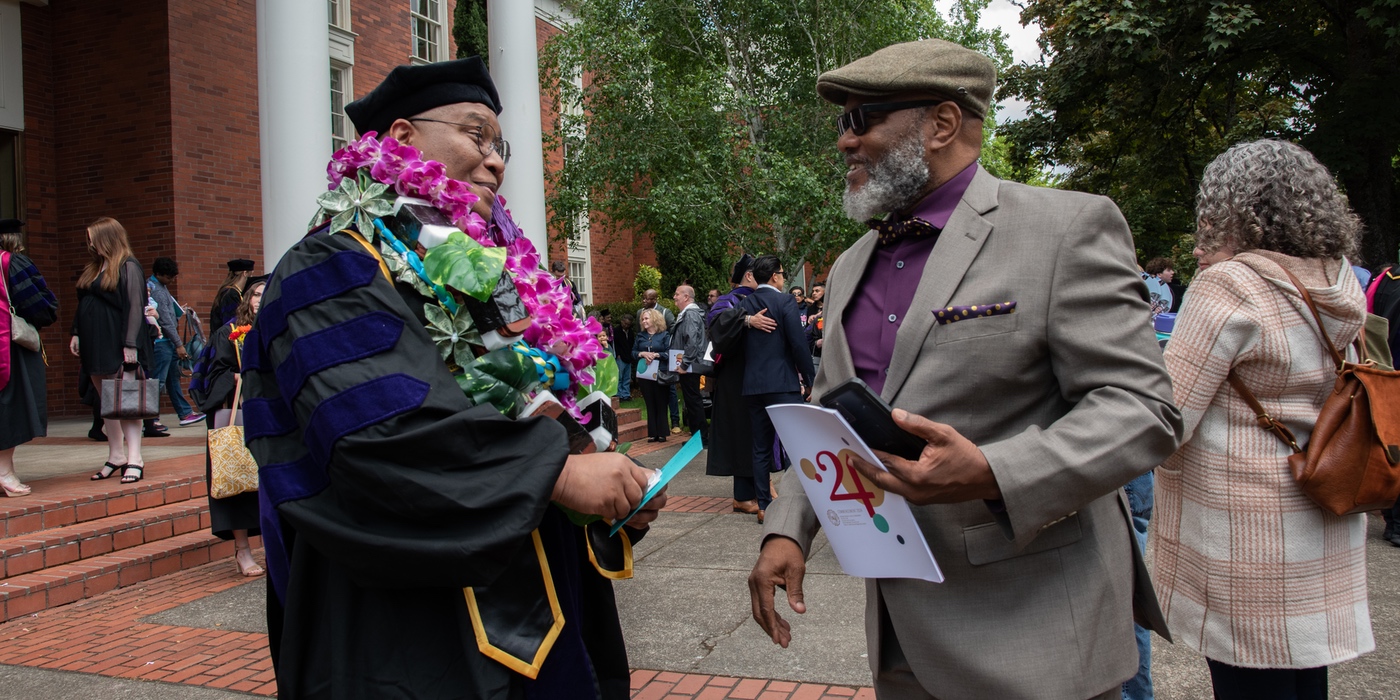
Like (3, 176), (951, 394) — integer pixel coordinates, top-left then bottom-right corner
(817, 39), (996, 120)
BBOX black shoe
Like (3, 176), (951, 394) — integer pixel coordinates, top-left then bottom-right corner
(88, 429), (107, 441)
(1387, 533), (1400, 547)
(143, 428), (171, 438)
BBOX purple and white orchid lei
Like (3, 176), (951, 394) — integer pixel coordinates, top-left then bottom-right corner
(327, 132), (608, 414)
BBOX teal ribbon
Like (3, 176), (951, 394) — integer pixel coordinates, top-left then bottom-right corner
(372, 218), (459, 314)
(610, 432), (705, 535)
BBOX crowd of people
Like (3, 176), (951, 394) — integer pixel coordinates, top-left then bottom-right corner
(590, 265), (828, 526)
(0, 214), (267, 577)
(1, 34), (1398, 700)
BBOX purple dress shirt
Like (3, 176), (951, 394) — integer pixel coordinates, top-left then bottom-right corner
(844, 163), (978, 394)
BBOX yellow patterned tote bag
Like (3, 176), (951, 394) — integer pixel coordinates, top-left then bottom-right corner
(208, 374), (259, 499)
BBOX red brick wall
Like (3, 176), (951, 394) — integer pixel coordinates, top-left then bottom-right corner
(18, 4), (57, 360)
(167, 0), (263, 336)
(22, 0), (176, 418)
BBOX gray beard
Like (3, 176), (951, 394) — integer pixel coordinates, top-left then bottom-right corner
(842, 135), (930, 222)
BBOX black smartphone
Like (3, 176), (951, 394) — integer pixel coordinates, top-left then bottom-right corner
(819, 377), (926, 460)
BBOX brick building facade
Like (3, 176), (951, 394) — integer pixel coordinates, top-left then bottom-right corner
(3, 0), (652, 418)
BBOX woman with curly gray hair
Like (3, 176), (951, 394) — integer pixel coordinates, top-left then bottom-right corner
(1152, 139), (1371, 699)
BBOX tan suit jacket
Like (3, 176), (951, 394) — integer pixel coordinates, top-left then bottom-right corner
(764, 166), (1183, 699)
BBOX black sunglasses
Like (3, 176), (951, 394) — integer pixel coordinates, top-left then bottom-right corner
(836, 99), (945, 136)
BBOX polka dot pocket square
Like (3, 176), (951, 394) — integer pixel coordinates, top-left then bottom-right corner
(933, 301), (1016, 325)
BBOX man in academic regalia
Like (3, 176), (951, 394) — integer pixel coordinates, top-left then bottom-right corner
(242, 57), (660, 700)
(704, 254), (777, 516)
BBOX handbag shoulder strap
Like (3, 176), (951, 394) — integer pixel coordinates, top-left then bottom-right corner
(228, 373), (244, 426)
(0, 251), (11, 308)
(1227, 263), (1360, 455)
(1277, 266), (1348, 369)
(1227, 371), (1304, 454)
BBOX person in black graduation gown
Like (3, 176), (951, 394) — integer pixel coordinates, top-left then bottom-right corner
(209, 259), (253, 332)
(242, 57), (661, 700)
(0, 219), (60, 496)
(70, 218), (156, 484)
(703, 255), (777, 516)
(198, 275), (266, 576)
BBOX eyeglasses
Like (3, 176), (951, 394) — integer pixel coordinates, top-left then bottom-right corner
(408, 118), (512, 163)
(836, 99), (945, 137)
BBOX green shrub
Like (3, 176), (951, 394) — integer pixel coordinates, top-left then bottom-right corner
(633, 264), (662, 301)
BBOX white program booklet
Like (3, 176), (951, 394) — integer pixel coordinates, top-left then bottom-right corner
(766, 403), (943, 582)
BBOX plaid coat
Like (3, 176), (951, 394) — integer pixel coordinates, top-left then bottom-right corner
(1152, 250), (1374, 668)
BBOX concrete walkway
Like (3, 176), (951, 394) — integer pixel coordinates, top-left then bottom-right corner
(0, 438), (1397, 698)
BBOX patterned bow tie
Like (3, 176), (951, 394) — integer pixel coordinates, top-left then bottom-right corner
(867, 217), (941, 246)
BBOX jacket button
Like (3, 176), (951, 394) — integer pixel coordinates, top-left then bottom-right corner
(888, 314), (897, 322)
(896, 261), (905, 269)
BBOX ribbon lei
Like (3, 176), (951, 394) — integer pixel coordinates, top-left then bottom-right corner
(513, 342), (570, 392)
(372, 218), (459, 314)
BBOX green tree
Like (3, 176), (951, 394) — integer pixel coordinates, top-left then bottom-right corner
(1001, 0), (1400, 266)
(453, 0), (489, 63)
(541, 0), (1011, 293)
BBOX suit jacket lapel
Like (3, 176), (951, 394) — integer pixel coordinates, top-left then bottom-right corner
(822, 231), (878, 386)
(881, 166), (1000, 402)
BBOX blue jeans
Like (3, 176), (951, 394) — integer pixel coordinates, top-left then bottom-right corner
(668, 384), (680, 424)
(616, 355), (632, 399)
(1122, 471), (1154, 700)
(151, 339), (194, 419)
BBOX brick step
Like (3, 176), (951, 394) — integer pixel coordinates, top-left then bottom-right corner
(617, 407), (641, 423)
(619, 420), (648, 444)
(0, 530), (259, 623)
(0, 454), (207, 538)
(0, 500), (211, 578)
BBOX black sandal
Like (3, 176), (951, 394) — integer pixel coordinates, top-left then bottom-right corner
(120, 465), (144, 484)
(91, 462), (124, 481)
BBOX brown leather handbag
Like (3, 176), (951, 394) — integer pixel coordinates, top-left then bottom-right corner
(1228, 267), (1400, 516)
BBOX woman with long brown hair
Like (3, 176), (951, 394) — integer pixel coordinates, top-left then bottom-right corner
(209, 259), (253, 331)
(69, 217), (155, 483)
(198, 275), (265, 576)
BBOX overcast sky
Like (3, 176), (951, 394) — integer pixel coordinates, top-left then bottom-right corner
(933, 0), (1045, 124)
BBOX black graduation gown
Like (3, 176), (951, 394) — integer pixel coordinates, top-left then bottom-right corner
(198, 323), (261, 539)
(210, 286), (242, 333)
(72, 257), (154, 387)
(704, 297), (755, 480)
(1, 252), (58, 450)
(243, 227), (635, 700)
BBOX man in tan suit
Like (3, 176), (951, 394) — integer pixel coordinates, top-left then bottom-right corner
(747, 39), (1184, 699)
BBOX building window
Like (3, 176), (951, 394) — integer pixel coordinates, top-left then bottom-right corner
(569, 261), (589, 306)
(410, 0), (444, 63)
(328, 0), (352, 29)
(331, 64), (352, 151)
(568, 211), (592, 306)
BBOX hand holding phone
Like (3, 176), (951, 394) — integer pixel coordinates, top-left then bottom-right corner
(818, 378), (925, 460)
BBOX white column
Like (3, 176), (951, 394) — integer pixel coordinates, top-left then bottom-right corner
(488, 0), (550, 257)
(256, 0), (333, 266)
